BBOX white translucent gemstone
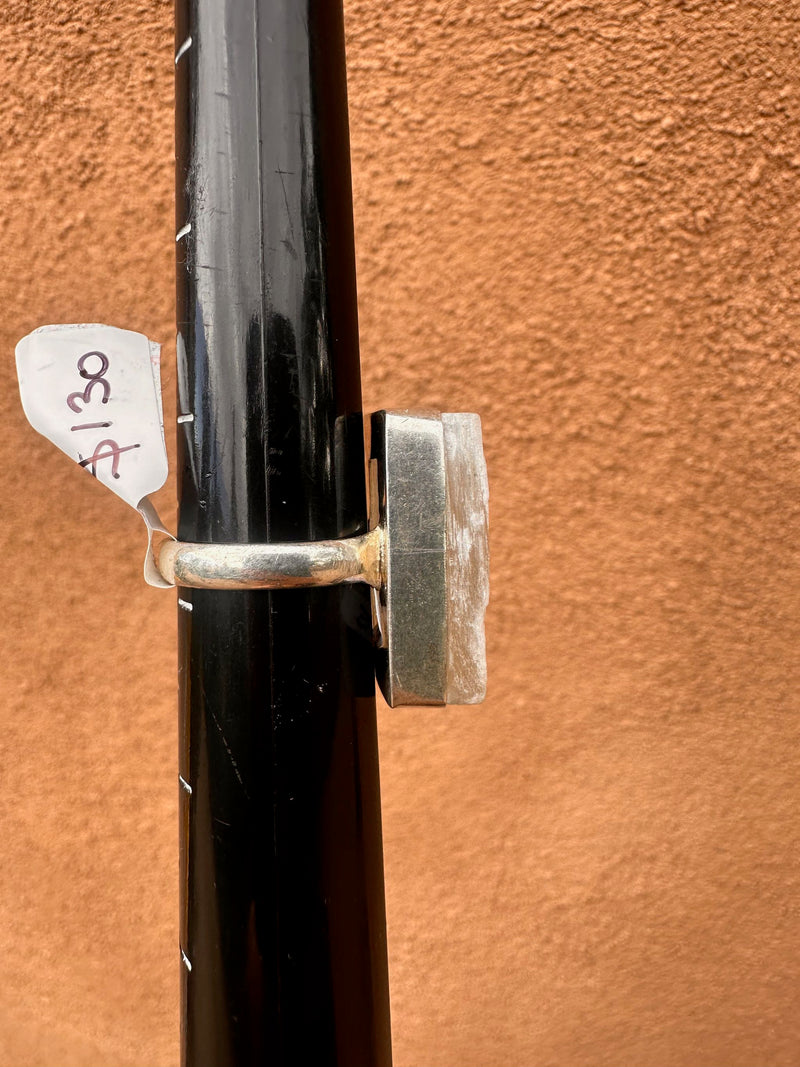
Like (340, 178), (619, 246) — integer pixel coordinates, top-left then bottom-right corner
(442, 413), (489, 705)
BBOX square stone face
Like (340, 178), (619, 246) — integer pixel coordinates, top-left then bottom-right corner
(371, 410), (489, 707)
(442, 412), (489, 705)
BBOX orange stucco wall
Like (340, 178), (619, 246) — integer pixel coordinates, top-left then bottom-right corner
(2, 2), (800, 1065)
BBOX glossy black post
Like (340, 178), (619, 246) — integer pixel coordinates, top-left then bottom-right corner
(173, 2), (392, 1065)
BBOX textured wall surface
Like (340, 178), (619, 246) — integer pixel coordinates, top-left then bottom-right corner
(2, 1), (800, 1065)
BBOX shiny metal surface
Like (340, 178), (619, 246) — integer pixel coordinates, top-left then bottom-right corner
(371, 410), (489, 708)
(371, 411), (447, 706)
(158, 529), (382, 590)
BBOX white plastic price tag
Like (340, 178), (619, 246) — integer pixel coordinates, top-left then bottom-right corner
(15, 323), (174, 587)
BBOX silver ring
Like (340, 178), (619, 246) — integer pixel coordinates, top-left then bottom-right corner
(156, 528), (383, 591)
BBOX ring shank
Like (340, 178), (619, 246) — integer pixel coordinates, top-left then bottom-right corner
(158, 528), (383, 590)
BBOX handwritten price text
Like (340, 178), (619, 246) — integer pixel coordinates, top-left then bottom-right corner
(67, 351), (140, 479)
